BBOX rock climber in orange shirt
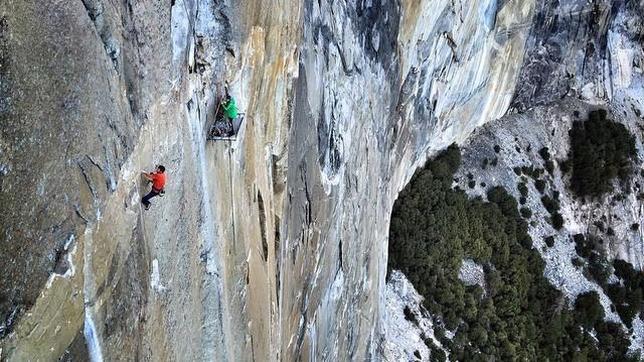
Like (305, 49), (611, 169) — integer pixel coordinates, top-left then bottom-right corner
(141, 165), (166, 210)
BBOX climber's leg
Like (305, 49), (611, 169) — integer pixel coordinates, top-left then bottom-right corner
(141, 190), (160, 210)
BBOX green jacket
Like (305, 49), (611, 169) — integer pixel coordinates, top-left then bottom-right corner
(222, 98), (238, 119)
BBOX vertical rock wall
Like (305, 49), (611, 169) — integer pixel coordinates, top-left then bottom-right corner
(0, 0), (534, 359)
(183, 0), (302, 359)
(0, 0), (177, 359)
(282, 0), (533, 359)
(2, 0), (640, 360)
(1, 0), (303, 359)
(0, 0), (541, 359)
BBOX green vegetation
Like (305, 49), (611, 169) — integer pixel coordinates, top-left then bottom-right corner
(574, 291), (604, 328)
(518, 181), (528, 198)
(572, 234), (644, 328)
(520, 207), (532, 219)
(513, 165), (545, 179)
(481, 158), (489, 170)
(535, 179), (546, 194)
(429, 347), (446, 362)
(607, 260), (644, 328)
(513, 167), (522, 176)
(594, 221), (606, 233)
(572, 257), (585, 268)
(522, 165), (543, 179)
(567, 109), (636, 198)
(573, 234), (611, 284)
(541, 193), (564, 230)
(560, 158), (571, 174)
(545, 236), (555, 247)
(539, 147), (555, 174)
(551, 213), (564, 230)
(389, 145), (638, 361)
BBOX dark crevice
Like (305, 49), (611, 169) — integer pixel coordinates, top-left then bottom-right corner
(257, 190), (268, 262)
(80, 0), (101, 21)
(0, 16), (10, 115)
(52, 236), (73, 275)
(250, 334), (256, 361)
(294, 295), (309, 356)
(74, 205), (91, 224)
(301, 166), (312, 228)
(86, 155), (104, 172)
(78, 162), (98, 198)
(275, 216), (281, 308)
(339, 239), (343, 271)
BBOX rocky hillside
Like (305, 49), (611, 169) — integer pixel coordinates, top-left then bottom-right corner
(386, 0), (644, 359)
(0, 0), (642, 360)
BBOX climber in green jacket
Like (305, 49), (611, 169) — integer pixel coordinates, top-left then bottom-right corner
(211, 84), (239, 137)
(221, 92), (238, 121)
(212, 85), (239, 138)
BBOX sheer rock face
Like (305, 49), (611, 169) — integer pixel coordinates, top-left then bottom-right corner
(0, 1), (174, 358)
(285, 0), (532, 359)
(0, 0), (301, 360)
(0, 0), (642, 361)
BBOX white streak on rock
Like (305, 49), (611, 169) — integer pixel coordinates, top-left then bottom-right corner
(45, 235), (77, 289)
(84, 308), (104, 362)
(83, 225), (103, 362)
(151, 259), (167, 293)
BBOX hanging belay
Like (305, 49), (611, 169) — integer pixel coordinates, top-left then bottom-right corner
(208, 83), (245, 141)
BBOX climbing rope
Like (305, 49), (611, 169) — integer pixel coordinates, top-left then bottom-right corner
(227, 144), (238, 249)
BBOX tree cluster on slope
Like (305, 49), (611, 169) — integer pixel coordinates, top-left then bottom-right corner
(572, 234), (644, 328)
(389, 145), (638, 361)
(567, 109), (636, 198)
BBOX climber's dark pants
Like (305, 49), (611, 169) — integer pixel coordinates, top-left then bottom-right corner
(141, 190), (160, 207)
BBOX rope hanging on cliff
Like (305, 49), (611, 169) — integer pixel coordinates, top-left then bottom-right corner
(227, 144), (238, 249)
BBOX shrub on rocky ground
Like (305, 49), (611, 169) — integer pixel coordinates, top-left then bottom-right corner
(518, 182), (528, 198)
(545, 236), (555, 247)
(574, 291), (604, 328)
(520, 207), (532, 219)
(607, 260), (644, 328)
(535, 179), (546, 194)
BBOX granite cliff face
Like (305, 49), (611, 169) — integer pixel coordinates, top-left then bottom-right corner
(0, 0), (642, 360)
(286, 0), (533, 358)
